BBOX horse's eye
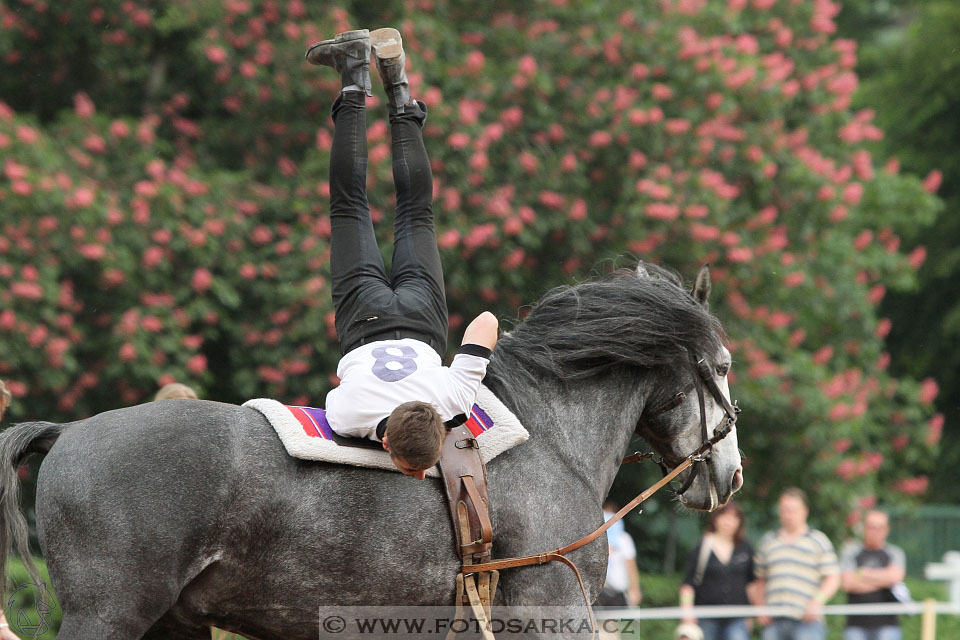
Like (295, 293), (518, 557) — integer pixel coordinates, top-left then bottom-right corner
(716, 363), (730, 377)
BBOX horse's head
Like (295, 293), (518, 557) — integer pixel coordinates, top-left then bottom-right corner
(634, 264), (743, 511)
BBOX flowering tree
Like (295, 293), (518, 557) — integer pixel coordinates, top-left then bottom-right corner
(0, 0), (943, 538)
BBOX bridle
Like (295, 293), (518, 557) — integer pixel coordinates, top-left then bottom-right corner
(630, 355), (741, 496)
(459, 354), (740, 638)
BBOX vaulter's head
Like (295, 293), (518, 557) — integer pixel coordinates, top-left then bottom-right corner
(381, 401), (445, 480)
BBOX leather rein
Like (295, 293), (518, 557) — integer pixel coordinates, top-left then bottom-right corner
(461, 357), (740, 631)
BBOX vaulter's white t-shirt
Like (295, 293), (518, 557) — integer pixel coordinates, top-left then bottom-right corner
(325, 339), (491, 441)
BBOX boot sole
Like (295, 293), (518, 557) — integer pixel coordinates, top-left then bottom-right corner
(370, 28), (403, 63)
(305, 29), (370, 63)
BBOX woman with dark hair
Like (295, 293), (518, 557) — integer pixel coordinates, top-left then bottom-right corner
(679, 501), (755, 640)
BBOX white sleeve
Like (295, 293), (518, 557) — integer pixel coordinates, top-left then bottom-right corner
(444, 345), (491, 415)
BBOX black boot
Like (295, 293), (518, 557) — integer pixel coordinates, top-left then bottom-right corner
(305, 29), (372, 97)
(370, 28), (412, 113)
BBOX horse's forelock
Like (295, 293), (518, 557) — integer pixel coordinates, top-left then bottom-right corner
(495, 267), (724, 381)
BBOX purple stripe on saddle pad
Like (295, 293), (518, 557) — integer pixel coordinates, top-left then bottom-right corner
(286, 405), (334, 440)
(465, 403), (494, 437)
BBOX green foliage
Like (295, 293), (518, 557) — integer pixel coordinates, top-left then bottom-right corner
(852, 0), (960, 502)
(0, 0), (943, 555)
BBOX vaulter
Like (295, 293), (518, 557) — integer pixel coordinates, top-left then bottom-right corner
(306, 28), (499, 479)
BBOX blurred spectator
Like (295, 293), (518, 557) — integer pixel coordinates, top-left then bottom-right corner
(154, 382), (199, 401)
(679, 501), (755, 640)
(752, 488), (840, 640)
(840, 510), (907, 640)
(597, 501), (642, 607)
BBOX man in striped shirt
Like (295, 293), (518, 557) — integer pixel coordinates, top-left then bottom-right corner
(752, 488), (841, 640)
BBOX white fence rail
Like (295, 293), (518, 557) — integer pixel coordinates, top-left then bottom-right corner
(595, 601), (960, 620)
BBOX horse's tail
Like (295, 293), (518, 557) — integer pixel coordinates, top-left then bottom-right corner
(0, 421), (66, 593)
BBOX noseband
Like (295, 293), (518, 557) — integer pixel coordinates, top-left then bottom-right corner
(631, 356), (740, 496)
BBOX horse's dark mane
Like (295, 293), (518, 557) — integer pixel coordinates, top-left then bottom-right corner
(493, 264), (724, 381)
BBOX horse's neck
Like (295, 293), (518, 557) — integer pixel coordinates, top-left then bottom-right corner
(487, 369), (648, 500)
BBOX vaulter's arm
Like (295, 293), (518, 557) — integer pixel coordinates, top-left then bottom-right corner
(443, 312), (499, 415)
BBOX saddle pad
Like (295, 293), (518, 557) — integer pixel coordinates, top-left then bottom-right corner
(243, 385), (529, 478)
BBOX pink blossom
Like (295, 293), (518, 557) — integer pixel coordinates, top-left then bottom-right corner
(4, 380), (26, 397)
(735, 34), (759, 54)
(500, 106), (523, 129)
(784, 272), (805, 288)
(437, 229), (460, 249)
(206, 45), (228, 64)
(919, 378), (939, 405)
(560, 153), (578, 172)
(141, 316), (163, 332)
(853, 230), (872, 250)
(251, 226), (273, 245)
(727, 247), (753, 263)
(119, 343), (137, 362)
(518, 151), (539, 173)
(239, 263), (257, 279)
(645, 203), (679, 221)
(589, 130), (612, 147)
(0, 310), (14, 330)
(517, 54), (537, 76)
(927, 414), (944, 445)
(690, 224), (720, 241)
(465, 50), (485, 75)
(503, 248), (525, 269)
(448, 132), (470, 149)
(812, 345), (834, 365)
(833, 438), (852, 454)
(11, 282), (43, 300)
(665, 119), (691, 135)
(651, 83), (673, 100)
(894, 476), (928, 496)
(73, 92), (96, 118)
(186, 354), (207, 375)
(842, 182), (863, 204)
(192, 268), (213, 293)
(463, 224), (497, 249)
(84, 135), (106, 153)
(142, 246), (165, 268)
(568, 199), (587, 221)
(875, 319), (891, 339)
(77, 244), (105, 260)
(923, 170), (943, 193)
(908, 246), (926, 269)
(16, 126), (38, 144)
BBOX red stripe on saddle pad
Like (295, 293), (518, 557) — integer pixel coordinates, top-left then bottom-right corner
(465, 405), (494, 438)
(287, 406), (330, 439)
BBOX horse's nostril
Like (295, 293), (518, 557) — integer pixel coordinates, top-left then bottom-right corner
(732, 467), (744, 492)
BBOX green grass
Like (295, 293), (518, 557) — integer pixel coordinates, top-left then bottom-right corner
(633, 573), (959, 639)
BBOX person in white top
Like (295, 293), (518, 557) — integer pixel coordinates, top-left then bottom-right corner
(308, 28), (498, 479)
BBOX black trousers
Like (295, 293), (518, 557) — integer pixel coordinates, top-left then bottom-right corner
(328, 91), (448, 356)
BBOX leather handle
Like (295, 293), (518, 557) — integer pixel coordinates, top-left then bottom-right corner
(462, 475), (493, 546)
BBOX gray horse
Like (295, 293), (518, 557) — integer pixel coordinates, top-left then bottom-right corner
(0, 263), (741, 640)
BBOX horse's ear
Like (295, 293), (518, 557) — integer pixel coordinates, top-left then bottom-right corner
(692, 264), (711, 308)
(636, 262), (651, 279)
